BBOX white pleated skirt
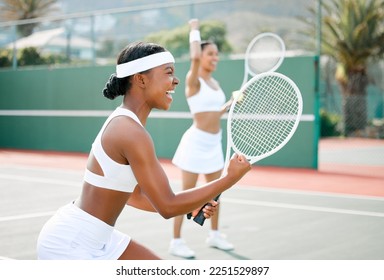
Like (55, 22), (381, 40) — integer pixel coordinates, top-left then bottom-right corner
(172, 126), (224, 174)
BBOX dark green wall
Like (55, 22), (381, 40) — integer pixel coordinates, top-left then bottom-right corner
(0, 56), (318, 168)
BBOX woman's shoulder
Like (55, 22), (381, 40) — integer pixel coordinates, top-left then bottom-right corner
(106, 113), (146, 141)
(186, 72), (202, 98)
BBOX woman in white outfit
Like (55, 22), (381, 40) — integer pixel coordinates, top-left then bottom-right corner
(36, 41), (250, 260)
(170, 19), (235, 259)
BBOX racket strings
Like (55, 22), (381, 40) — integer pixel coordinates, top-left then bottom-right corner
(230, 75), (300, 158)
(247, 36), (284, 74)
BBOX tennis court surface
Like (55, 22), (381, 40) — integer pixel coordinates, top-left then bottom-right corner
(0, 143), (383, 260)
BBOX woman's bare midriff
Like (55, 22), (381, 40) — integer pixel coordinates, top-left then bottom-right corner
(75, 183), (130, 226)
(193, 111), (222, 133)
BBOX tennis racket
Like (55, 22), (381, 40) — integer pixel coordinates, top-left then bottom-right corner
(241, 32), (286, 87)
(192, 71), (303, 226)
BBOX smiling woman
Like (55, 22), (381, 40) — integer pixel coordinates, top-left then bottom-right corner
(35, 41), (251, 260)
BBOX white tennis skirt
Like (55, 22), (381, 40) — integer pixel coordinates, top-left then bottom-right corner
(172, 126), (224, 174)
(37, 202), (130, 260)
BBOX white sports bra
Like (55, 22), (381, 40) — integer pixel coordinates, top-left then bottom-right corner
(83, 107), (142, 193)
(187, 77), (226, 114)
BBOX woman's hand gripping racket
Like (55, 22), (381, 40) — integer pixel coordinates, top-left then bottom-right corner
(192, 72), (303, 226)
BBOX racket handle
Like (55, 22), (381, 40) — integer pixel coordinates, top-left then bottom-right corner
(192, 194), (221, 226)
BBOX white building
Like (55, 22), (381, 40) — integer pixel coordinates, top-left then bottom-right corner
(7, 28), (98, 60)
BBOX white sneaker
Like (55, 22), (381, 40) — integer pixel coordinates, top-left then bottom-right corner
(169, 239), (195, 259)
(206, 232), (234, 251)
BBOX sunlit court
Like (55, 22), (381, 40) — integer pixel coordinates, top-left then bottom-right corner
(0, 141), (383, 260)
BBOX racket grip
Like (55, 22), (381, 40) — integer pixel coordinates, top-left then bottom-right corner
(192, 194), (221, 226)
(192, 209), (206, 226)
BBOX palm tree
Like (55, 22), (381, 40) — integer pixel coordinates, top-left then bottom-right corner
(301, 0), (384, 136)
(0, 0), (59, 37)
(323, 0), (384, 136)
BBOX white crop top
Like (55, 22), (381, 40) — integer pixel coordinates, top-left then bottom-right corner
(83, 107), (142, 193)
(187, 77), (226, 114)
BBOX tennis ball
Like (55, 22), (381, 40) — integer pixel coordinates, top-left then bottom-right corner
(232, 90), (244, 102)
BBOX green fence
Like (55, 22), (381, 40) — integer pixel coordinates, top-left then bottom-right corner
(0, 56), (318, 168)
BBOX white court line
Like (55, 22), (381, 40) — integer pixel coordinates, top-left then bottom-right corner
(1, 173), (383, 222)
(0, 256), (14, 260)
(235, 185), (384, 201)
(0, 211), (56, 222)
(0, 174), (79, 187)
(222, 198), (384, 218)
(1, 197), (383, 223)
(1, 164), (84, 174)
(2, 168), (382, 202)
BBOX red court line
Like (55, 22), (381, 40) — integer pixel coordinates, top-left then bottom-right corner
(319, 137), (384, 149)
(244, 165), (384, 197)
(1, 149), (383, 198)
(319, 162), (384, 179)
(318, 137), (384, 177)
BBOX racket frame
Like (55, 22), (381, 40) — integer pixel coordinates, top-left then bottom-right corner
(193, 72), (302, 226)
(230, 72), (303, 166)
(242, 32), (286, 86)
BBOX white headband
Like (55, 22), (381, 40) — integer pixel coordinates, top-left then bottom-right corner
(116, 51), (175, 78)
